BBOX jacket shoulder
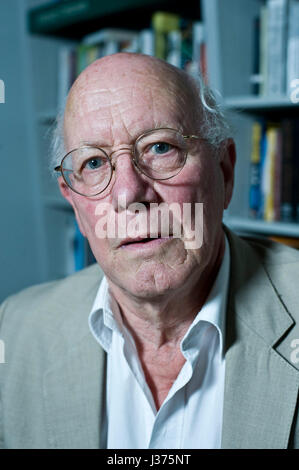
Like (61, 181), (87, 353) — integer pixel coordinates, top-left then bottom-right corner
(243, 235), (299, 266)
(0, 263), (104, 346)
(233, 232), (299, 323)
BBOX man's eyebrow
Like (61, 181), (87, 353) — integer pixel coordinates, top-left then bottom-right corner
(80, 140), (112, 148)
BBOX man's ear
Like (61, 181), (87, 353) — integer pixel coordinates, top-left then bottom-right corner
(57, 176), (87, 237)
(219, 138), (236, 210)
(58, 176), (74, 207)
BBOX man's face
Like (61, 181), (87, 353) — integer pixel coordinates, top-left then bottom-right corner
(60, 57), (235, 300)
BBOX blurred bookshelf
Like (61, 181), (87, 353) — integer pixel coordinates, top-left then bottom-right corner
(28, 0), (201, 38)
(27, 0), (299, 282)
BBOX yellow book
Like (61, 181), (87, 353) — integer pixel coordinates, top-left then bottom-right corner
(152, 11), (180, 60)
(264, 125), (278, 222)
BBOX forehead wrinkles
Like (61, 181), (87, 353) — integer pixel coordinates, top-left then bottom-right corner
(65, 65), (198, 144)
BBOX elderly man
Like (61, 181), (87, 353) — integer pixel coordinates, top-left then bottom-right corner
(1, 52), (299, 449)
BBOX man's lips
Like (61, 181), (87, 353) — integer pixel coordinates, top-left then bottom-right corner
(119, 235), (173, 249)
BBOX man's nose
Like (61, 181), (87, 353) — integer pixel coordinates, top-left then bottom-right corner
(110, 150), (158, 211)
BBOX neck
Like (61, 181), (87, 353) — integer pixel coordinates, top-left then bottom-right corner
(108, 233), (225, 409)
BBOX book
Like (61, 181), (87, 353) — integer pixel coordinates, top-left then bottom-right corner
(280, 119), (295, 222)
(266, 0), (288, 96)
(263, 124), (279, 221)
(151, 11), (180, 60)
(166, 30), (182, 67)
(259, 4), (268, 96)
(250, 15), (262, 95)
(188, 22), (206, 79)
(249, 121), (263, 217)
(180, 17), (193, 71)
(273, 127), (282, 221)
(139, 29), (155, 56)
(259, 122), (268, 219)
(286, 0), (299, 97)
(57, 44), (76, 110)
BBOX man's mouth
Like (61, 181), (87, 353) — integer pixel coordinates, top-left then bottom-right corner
(119, 235), (173, 250)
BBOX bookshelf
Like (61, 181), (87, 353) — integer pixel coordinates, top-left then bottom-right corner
(27, 0), (299, 284)
(202, 0), (299, 242)
(224, 96), (298, 111)
(28, 0), (201, 38)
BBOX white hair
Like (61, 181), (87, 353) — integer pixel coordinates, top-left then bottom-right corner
(49, 70), (232, 176)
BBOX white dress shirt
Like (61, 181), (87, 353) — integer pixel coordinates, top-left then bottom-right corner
(88, 236), (230, 449)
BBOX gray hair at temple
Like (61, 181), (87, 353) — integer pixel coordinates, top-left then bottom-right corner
(49, 68), (232, 175)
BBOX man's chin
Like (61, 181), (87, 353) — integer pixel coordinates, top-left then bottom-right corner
(110, 262), (186, 301)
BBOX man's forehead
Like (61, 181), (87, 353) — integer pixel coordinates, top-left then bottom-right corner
(66, 53), (194, 109)
(64, 54), (199, 147)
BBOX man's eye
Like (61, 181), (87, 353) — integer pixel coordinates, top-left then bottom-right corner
(84, 157), (104, 170)
(151, 142), (171, 155)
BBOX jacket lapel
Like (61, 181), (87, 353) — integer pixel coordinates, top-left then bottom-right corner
(42, 264), (107, 449)
(222, 229), (299, 448)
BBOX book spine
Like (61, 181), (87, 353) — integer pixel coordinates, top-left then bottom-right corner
(179, 17), (193, 71)
(264, 124), (278, 222)
(57, 45), (75, 110)
(166, 30), (182, 67)
(151, 11), (180, 60)
(266, 0), (288, 96)
(259, 4), (268, 95)
(250, 15), (261, 95)
(259, 124), (268, 219)
(190, 22), (204, 76)
(280, 119), (294, 222)
(139, 29), (155, 56)
(249, 121), (263, 218)
(273, 127), (282, 221)
(286, 0), (299, 96)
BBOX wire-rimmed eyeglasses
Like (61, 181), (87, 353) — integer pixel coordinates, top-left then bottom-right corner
(54, 127), (200, 197)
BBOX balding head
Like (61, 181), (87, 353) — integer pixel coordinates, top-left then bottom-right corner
(51, 52), (231, 171)
(66, 54), (200, 122)
(64, 53), (203, 151)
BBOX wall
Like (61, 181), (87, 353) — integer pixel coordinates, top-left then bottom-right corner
(0, 0), (48, 302)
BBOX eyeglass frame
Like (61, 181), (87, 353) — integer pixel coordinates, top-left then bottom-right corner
(54, 127), (201, 197)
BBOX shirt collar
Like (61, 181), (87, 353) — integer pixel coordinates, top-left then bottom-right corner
(88, 235), (230, 357)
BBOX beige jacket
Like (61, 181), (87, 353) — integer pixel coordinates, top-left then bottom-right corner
(0, 227), (299, 448)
